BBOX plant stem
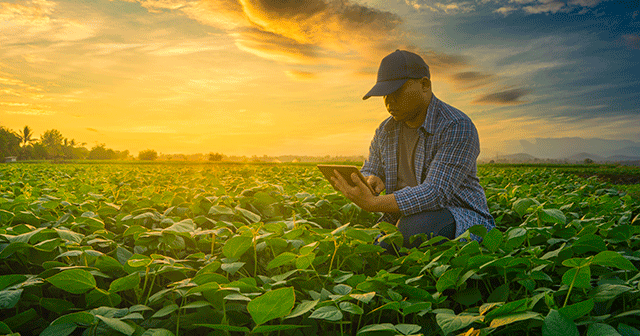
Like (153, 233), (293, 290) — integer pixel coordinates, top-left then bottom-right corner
(176, 295), (186, 336)
(328, 239), (338, 274)
(144, 272), (157, 306)
(563, 268), (579, 308)
(211, 233), (216, 256)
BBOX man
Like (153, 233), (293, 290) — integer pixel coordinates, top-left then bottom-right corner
(331, 49), (495, 248)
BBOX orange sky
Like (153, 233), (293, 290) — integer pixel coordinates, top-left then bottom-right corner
(2, 0), (639, 159)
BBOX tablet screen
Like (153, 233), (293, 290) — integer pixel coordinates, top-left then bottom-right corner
(317, 164), (375, 194)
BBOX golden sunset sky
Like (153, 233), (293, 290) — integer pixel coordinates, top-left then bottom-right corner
(1, 0), (639, 159)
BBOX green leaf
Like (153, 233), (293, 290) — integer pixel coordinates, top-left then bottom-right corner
(163, 219), (195, 235)
(296, 253), (315, 270)
(572, 234), (606, 254)
(402, 302), (432, 315)
(195, 324), (251, 333)
(46, 269), (96, 294)
(222, 236), (252, 259)
(220, 261), (245, 274)
(469, 225), (487, 238)
(618, 323), (640, 336)
(350, 292), (376, 304)
(40, 323), (77, 336)
(395, 324), (422, 335)
(286, 300), (319, 319)
(587, 323), (622, 336)
(0, 275), (27, 290)
(252, 325), (306, 333)
(590, 284), (632, 302)
(127, 254), (152, 268)
(489, 311), (541, 328)
(453, 288), (483, 306)
(538, 208), (566, 224)
(208, 205), (235, 216)
(542, 310), (579, 336)
(96, 315), (135, 336)
(485, 299), (529, 320)
(487, 284), (510, 303)
(483, 228), (503, 253)
(435, 310), (483, 335)
(39, 298), (75, 314)
(247, 287), (295, 325)
(140, 329), (176, 336)
(108, 273), (140, 293)
(558, 299), (594, 320)
(309, 305), (343, 321)
(561, 266), (591, 289)
(267, 252), (297, 269)
(436, 267), (462, 292)
(592, 251), (637, 271)
(152, 304), (179, 318)
(86, 288), (122, 308)
(339, 301), (364, 315)
(0, 289), (22, 309)
(51, 311), (95, 326)
(236, 206), (261, 223)
(513, 198), (539, 217)
(357, 323), (396, 334)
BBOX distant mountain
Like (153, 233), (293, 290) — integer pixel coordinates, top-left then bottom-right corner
(519, 138), (640, 159)
(603, 155), (640, 162)
(611, 147), (640, 157)
(566, 152), (603, 162)
(484, 153), (538, 163)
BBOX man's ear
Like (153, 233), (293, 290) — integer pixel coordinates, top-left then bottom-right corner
(421, 77), (431, 92)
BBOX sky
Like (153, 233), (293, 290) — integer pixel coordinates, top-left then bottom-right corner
(1, 0), (639, 159)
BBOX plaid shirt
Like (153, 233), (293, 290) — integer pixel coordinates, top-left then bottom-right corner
(361, 95), (495, 239)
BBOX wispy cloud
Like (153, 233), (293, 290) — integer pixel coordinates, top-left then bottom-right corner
(0, 0), (98, 44)
(405, 0), (476, 14)
(448, 71), (495, 91)
(122, 0), (403, 71)
(472, 88), (531, 105)
(621, 34), (640, 50)
(285, 70), (318, 80)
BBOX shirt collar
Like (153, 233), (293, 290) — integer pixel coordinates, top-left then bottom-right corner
(421, 94), (439, 135)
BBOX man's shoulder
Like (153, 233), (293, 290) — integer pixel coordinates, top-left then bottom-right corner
(374, 116), (398, 135)
(435, 97), (471, 122)
(430, 96), (474, 132)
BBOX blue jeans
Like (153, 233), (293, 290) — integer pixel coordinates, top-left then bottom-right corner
(378, 208), (456, 250)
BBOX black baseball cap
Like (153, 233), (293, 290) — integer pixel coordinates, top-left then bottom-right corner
(363, 49), (430, 100)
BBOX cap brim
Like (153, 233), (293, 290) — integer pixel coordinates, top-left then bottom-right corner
(362, 78), (408, 100)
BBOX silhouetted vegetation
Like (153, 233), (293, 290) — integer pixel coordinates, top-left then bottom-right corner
(0, 126), (130, 161)
(138, 149), (158, 161)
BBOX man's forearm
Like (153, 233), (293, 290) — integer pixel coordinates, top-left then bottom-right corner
(368, 194), (400, 213)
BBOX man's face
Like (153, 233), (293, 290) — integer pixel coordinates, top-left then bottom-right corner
(383, 78), (431, 126)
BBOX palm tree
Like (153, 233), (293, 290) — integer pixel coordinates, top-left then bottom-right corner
(18, 126), (35, 147)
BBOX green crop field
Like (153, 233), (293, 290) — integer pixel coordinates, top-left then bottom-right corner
(1, 163), (640, 336)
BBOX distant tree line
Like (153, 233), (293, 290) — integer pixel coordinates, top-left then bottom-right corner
(0, 126), (130, 161)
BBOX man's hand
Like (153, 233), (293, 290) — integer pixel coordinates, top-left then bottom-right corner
(365, 175), (385, 195)
(331, 170), (399, 213)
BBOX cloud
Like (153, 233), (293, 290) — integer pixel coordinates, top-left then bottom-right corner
(124, 0), (403, 70)
(86, 128), (99, 133)
(523, 1), (568, 14)
(232, 27), (319, 64)
(429, 0), (610, 16)
(0, 74), (43, 99)
(285, 70), (318, 80)
(621, 34), (640, 50)
(472, 88), (531, 105)
(405, 0), (476, 14)
(0, 0), (98, 44)
(448, 71), (495, 90)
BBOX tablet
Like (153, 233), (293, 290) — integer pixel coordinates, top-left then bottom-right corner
(317, 164), (375, 194)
